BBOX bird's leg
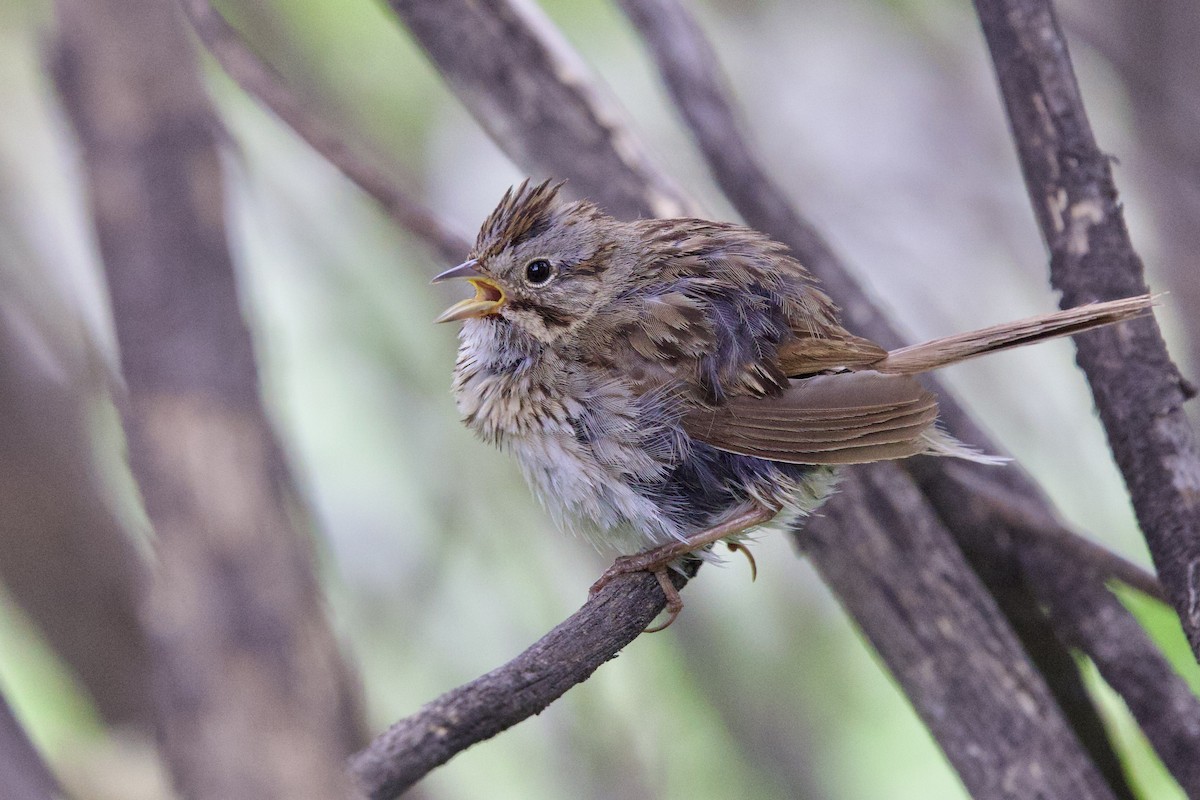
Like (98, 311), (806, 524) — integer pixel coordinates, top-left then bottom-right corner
(589, 504), (776, 632)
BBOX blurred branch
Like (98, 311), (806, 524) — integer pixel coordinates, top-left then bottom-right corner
(0, 692), (60, 800)
(52, 0), (363, 796)
(385, 0), (692, 221)
(1024, 545), (1200, 794)
(798, 465), (1114, 799)
(613, 0), (842, 285)
(0, 303), (153, 729)
(178, 0), (471, 264)
(924, 462), (1200, 792)
(349, 569), (686, 799)
(972, 0), (1200, 660)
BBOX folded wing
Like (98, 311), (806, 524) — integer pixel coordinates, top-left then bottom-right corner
(683, 371), (939, 465)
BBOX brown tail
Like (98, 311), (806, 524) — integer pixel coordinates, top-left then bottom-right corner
(873, 294), (1154, 375)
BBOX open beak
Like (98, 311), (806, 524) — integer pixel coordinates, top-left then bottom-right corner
(432, 259), (507, 323)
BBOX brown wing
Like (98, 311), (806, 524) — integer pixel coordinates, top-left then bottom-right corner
(682, 371), (939, 465)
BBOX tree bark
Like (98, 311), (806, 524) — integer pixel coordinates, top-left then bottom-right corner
(973, 0), (1200, 660)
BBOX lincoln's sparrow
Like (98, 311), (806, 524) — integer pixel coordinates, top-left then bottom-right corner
(436, 180), (1151, 630)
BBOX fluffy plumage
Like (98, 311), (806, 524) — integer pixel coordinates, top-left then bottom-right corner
(440, 180), (1153, 563)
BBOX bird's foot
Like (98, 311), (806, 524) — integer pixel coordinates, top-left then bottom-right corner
(590, 554), (685, 633)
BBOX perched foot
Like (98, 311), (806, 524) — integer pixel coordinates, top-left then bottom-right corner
(588, 504), (777, 633)
(589, 556), (685, 633)
(727, 541), (758, 582)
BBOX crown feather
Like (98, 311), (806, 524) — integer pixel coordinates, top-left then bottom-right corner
(474, 179), (566, 258)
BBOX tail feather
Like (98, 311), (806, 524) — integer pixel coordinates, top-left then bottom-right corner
(873, 294), (1154, 375)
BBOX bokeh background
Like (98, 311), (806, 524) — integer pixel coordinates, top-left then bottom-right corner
(1, 0), (1197, 797)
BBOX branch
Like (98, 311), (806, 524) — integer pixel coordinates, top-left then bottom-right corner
(1023, 547), (1200, 795)
(386, 0), (692, 221)
(797, 465), (1115, 799)
(178, 0), (471, 264)
(0, 306), (153, 729)
(972, 0), (1200, 659)
(349, 570), (685, 799)
(53, 0), (363, 795)
(918, 461), (1200, 791)
(0, 692), (60, 800)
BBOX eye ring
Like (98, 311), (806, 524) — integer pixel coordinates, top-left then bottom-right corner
(524, 258), (555, 286)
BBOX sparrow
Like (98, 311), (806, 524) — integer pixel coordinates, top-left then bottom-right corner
(435, 180), (1152, 630)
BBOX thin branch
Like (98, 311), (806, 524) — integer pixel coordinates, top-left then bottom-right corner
(938, 464), (1162, 602)
(972, 0), (1200, 659)
(349, 569), (686, 799)
(0, 692), (60, 800)
(178, 0), (471, 263)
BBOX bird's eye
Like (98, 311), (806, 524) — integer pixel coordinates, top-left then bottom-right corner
(524, 258), (555, 285)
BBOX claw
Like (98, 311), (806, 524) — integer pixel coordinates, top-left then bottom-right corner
(643, 569), (683, 633)
(727, 541), (758, 582)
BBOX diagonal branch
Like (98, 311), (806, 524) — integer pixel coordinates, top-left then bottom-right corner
(972, 0), (1200, 659)
(924, 461), (1200, 792)
(178, 0), (471, 263)
(798, 465), (1115, 800)
(1024, 537), (1200, 795)
(349, 569), (684, 799)
(385, 0), (692, 221)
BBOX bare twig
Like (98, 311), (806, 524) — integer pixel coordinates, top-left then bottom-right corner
(972, 0), (1200, 659)
(178, 0), (471, 263)
(349, 569), (686, 799)
(0, 692), (60, 800)
(53, 0), (363, 795)
(939, 464), (1162, 601)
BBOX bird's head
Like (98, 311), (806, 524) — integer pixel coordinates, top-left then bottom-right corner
(434, 180), (626, 345)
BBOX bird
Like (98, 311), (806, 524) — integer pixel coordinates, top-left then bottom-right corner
(434, 179), (1153, 631)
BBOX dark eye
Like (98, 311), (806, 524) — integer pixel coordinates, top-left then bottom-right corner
(524, 258), (554, 285)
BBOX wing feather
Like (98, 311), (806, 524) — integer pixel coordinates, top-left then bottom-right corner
(682, 371), (940, 465)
